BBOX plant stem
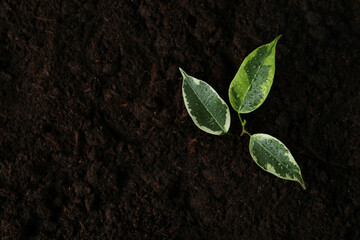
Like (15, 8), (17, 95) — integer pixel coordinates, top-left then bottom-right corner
(238, 113), (252, 137)
(242, 129), (252, 137)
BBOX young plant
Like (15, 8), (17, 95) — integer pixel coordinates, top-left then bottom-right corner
(180, 35), (306, 189)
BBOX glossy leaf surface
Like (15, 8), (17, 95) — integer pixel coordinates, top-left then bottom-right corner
(180, 68), (231, 135)
(229, 35), (281, 113)
(249, 133), (306, 189)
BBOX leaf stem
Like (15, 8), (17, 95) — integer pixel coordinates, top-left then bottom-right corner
(238, 113), (246, 126)
(238, 113), (252, 137)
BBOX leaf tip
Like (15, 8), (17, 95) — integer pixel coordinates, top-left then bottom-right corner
(273, 34), (282, 44)
(179, 67), (187, 79)
(299, 179), (306, 190)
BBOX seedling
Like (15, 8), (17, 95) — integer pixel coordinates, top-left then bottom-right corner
(180, 35), (306, 189)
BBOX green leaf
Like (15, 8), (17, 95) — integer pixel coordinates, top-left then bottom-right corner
(229, 35), (281, 113)
(249, 133), (306, 189)
(180, 68), (231, 135)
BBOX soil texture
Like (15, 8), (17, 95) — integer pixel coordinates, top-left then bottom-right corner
(1, 0), (360, 239)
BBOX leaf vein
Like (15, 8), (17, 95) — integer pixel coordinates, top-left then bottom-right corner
(238, 44), (275, 112)
(185, 78), (225, 132)
(252, 137), (295, 176)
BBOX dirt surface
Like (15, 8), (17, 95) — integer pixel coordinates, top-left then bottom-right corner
(1, 0), (360, 239)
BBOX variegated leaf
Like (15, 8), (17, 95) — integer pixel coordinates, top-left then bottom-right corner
(229, 35), (281, 113)
(249, 133), (306, 189)
(180, 68), (231, 135)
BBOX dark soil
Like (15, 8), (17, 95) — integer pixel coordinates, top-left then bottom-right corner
(1, 0), (360, 239)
